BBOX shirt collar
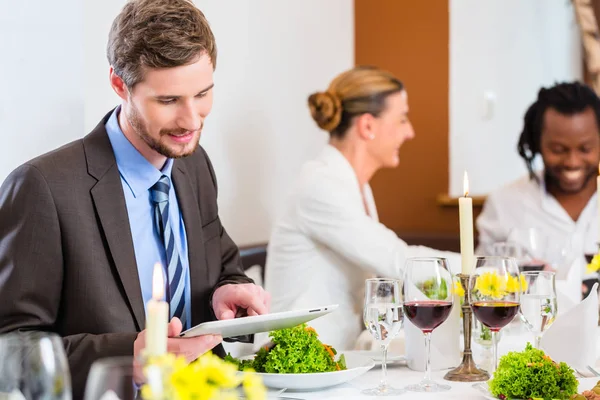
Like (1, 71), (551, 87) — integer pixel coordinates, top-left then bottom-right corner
(105, 106), (174, 198)
(318, 144), (370, 191)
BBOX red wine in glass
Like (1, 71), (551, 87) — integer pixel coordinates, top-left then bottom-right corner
(471, 301), (519, 330)
(519, 264), (544, 272)
(403, 301), (453, 332)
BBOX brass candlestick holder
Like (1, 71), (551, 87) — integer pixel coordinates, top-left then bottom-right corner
(444, 273), (490, 382)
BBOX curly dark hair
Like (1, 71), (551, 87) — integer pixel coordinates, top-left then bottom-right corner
(517, 82), (600, 180)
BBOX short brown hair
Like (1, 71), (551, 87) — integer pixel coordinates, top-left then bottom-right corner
(308, 66), (404, 138)
(107, 0), (217, 88)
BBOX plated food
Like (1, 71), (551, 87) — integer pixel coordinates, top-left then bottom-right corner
(225, 324), (346, 373)
(225, 324), (374, 390)
(488, 343), (578, 400)
(570, 381), (600, 399)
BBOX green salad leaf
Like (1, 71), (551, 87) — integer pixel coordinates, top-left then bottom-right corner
(225, 324), (346, 373)
(418, 278), (448, 300)
(489, 343), (577, 400)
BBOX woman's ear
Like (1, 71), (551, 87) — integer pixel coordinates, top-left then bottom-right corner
(356, 113), (376, 141)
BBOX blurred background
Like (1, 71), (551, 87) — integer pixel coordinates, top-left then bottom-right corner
(0, 0), (588, 248)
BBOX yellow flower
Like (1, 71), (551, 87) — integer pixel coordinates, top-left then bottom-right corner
(519, 274), (528, 292)
(586, 254), (600, 274)
(474, 271), (507, 299)
(505, 275), (523, 293)
(243, 371), (267, 400)
(141, 351), (266, 400)
(453, 280), (465, 297)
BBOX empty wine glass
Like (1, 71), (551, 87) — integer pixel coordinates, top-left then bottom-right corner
(403, 257), (454, 392)
(492, 241), (523, 261)
(470, 256), (521, 373)
(0, 331), (72, 400)
(362, 278), (404, 396)
(84, 357), (136, 400)
(519, 271), (557, 348)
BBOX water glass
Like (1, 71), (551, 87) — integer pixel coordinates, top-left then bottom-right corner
(519, 271), (557, 348)
(84, 357), (137, 400)
(363, 278), (404, 396)
(0, 331), (71, 400)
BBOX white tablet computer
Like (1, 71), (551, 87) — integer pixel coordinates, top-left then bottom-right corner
(179, 304), (338, 338)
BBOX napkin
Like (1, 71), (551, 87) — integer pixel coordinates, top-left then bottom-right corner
(540, 282), (598, 369)
(553, 256), (584, 314)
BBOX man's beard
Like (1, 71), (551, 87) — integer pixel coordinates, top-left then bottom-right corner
(127, 103), (201, 159)
(544, 167), (596, 195)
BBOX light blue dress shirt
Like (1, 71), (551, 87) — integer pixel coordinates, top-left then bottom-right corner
(105, 107), (192, 329)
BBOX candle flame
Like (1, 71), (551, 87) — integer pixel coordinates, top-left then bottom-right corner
(463, 171), (469, 197)
(152, 263), (164, 300)
(598, 162), (600, 175)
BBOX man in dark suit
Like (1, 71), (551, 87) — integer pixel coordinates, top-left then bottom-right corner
(0, 0), (270, 397)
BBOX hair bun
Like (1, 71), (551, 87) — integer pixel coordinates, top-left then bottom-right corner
(308, 91), (342, 132)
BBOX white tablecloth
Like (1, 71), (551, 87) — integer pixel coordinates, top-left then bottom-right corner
(272, 322), (600, 399)
(275, 370), (599, 399)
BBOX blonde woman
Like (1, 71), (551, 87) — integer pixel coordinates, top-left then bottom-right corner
(264, 66), (459, 350)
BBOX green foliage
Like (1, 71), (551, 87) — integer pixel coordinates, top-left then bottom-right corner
(419, 278), (448, 300)
(489, 343), (578, 400)
(226, 324), (346, 374)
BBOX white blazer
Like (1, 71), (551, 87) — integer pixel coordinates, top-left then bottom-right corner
(264, 145), (460, 350)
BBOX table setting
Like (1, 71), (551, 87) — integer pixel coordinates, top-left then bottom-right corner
(2, 172), (600, 400)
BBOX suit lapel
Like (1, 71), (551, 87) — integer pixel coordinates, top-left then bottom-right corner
(84, 114), (145, 330)
(172, 160), (209, 326)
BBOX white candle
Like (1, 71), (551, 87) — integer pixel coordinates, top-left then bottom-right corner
(459, 171), (475, 274)
(145, 263), (168, 357)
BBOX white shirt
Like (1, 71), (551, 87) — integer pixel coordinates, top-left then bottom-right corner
(265, 145), (460, 350)
(476, 172), (598, 257)
(476, 172), (598, 309)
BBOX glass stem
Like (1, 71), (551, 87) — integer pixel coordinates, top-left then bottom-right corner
(424, 331), (432, 383)
(491, 330), (499, 374)
(380, 344), (388, 388)
(535, 334), (542, 349)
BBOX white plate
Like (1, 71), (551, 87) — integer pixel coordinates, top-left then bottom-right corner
(343, 350), (406, 366)
(180, 304), (338, 338)
(473, 382), (500, 400)
(255, 353), (375, 390)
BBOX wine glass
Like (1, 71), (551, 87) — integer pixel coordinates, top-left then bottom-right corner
(492, 241), (523, 262)
(506, 228), (548, 271)
(519, 271), (557, 348)
(402, 257), (454, 392)
(362, 278), (404, 396)
(470, 256), (521, 373)
(0, 331), (72, 399)
(84, 357), (137, 400)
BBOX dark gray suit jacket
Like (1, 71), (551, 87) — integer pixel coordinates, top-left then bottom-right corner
(0, 111), (252, 399)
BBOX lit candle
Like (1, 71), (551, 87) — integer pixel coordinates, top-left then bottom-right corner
(459, 171), (475, 274)
(145, 263), (168, 356)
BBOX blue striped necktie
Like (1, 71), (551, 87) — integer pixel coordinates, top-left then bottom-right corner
(150, 175), (187, 327)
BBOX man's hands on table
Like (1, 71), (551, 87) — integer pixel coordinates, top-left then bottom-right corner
(133, 318), (222, 384)
(212, 283), (271, 320)
(133, 283), (270, 384)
